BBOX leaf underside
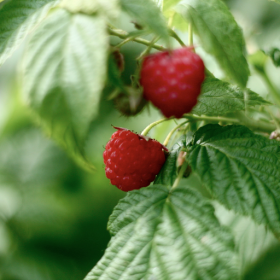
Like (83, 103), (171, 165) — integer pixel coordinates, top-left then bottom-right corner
(21, 8), (108, 170)
(120, 0), (169, 43)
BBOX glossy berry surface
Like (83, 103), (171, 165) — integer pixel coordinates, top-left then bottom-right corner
(103, 127), (166, 192)
(140, 47), (205, 118)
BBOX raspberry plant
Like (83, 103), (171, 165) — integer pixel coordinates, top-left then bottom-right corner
(1, 0), (280, 279)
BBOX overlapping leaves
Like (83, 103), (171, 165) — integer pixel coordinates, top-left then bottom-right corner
(155, 137), (186, 186)
(120, 0), (169, 43)
(187, 124), (280, 238)
(177, 0), (249, 87)
(85, 185), (239, 280)
(193, 77), (270, 116)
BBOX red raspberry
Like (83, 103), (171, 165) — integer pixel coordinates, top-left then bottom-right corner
(103, 127), (167, 192)
(140, 47), (205, 118)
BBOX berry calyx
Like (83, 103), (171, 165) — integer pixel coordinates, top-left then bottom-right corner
(114, 87), (147, 116)
(103, 127), (167, 191)
(140, 47), (205, 118)
(111, 49), (125, 73)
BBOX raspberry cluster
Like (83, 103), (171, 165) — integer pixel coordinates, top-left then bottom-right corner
(140, 47), (205, 118)
(103, 127), (166, 192)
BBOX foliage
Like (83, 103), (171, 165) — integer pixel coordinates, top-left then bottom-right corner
(1, 0), (280, 279)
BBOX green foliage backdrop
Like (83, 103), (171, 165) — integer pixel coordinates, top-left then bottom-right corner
(1, 0), (280, 279)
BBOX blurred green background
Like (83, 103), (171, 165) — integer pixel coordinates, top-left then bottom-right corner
(1, 0), (280, 279)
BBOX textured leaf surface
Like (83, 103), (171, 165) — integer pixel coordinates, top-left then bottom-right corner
(193, 77), (271, 116)
(0, 0), (58, 66)
(154, 137), (186, 186)
(85, 185), (239, 280)
(177, 0), (249, 87)
(187, 124), (280, 238)
(120, 0), (169, 42)
(215, 202), (278, 274)
(21, 9), (108, 170)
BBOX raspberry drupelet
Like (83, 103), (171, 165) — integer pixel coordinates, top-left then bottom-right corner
(140, 47), (205, 118)
(103, 127), (167, 191)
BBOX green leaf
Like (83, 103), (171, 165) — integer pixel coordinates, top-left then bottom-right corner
(193, 77), (271, 116)
(85, 185), (239, 280)
(187, 124), (280, 238)
(248, 50), (268, 74)
(269, 0), (280, 4)
(266, 47), (280, 67)
(120, 0), (169, 43)
(107, 54), (126, 92)
(177, 0), (249, 87)
(215, 202), (278, 274)
(0, 0), (59, 67)
(152, 0), (163, 8)
(21, 9), (108, 171)
(163, 0), (181, 11)
(154, 137), (186, 186)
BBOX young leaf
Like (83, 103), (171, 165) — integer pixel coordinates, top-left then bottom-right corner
(193, 76), (271, 116)
(187, 124), (280, 238)
(21, 9), (108, 170)
(85, 185), (239, 280)
(177, 0), (249, 87)
(154, 137), (186, 186)
(120, 0), (169, 43)
(0, 0), (59, 67)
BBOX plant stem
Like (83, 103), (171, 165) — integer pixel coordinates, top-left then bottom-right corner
(169, 29), (186, 47)
(183, 113), (276, 133)
(141, 118), (174, 136)
(114, 37), (135, 48)
(171, 160), (188, 191)
(188, 23), (193, 47)
(109, 27), (166, 51)
(163, 121), (189, 146)
(137, 36), (160, 60)
(235, 112), (276, 133)
(260, 71), (280, 107)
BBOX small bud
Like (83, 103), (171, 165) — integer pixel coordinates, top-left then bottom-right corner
(270, 131), (280, 141)
(177, 151), (192, 178)
(112, 49), (125, 73)
(131, 21), (144, 30)
(114, 87), (147, 116)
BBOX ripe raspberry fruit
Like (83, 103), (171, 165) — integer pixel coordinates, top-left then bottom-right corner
(140, 47), (205, 118)
(103, 127), (167, 192)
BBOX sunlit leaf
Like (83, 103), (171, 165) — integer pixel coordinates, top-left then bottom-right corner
(187, 124), (280, 238)
(85, 185), (239, 280)
(120, 0), (169, 43)
(193, 76), (271, 116)
(0, 0), (59, 66)
(177, 0), (249, 87)
(21, 9), (108, 170)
